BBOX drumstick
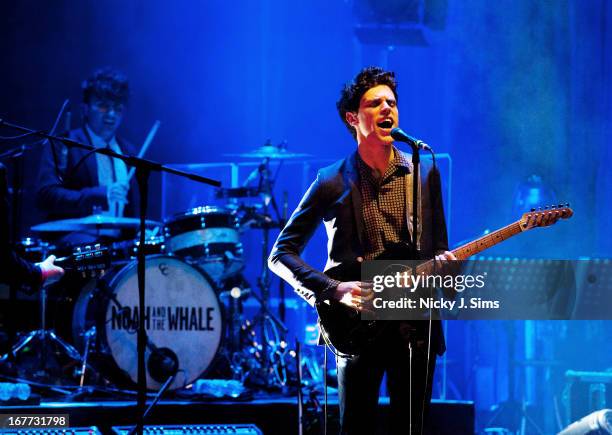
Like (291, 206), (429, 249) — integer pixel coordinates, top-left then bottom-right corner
(127, 120), (161, 182)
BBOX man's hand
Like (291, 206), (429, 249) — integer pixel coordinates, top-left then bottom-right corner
(333, 281), (374, 312)
(107, 182), (129, 205)
(37, 255), (64, 285)
(434, 250), (456, 264)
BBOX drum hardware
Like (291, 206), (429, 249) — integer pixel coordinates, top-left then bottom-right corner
(164, 206), (244, 283)
(71, 256), (223, 391)
(31, 214), (162, 233)
(1, 244), (111, 383)
(224, 140), (313, 160)
(1, 118), (222, 434)
(86, 279), (181, 385)
(217, 150), (291, 389)
(76, 326), (96, 387)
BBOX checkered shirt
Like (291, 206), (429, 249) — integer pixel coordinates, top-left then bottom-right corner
(357, 146), (411, 260)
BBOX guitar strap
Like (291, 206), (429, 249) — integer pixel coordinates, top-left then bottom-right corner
(405, 163), (422, 251)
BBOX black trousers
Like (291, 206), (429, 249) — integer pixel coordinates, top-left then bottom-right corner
(336, 322), (437, 435)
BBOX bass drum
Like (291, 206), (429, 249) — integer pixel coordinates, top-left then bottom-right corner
(72, 255), (223, 391)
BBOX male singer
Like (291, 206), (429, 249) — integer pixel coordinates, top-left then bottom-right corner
(269, 66), (454, 434)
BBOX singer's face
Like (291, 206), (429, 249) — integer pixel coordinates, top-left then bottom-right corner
(85, 97), (124, 142)
(348, 85), (398, 147)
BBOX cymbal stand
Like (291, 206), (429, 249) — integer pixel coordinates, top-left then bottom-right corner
(252, 157), (288, 387)
(2, 272), (83, 379)
(77, 327), (96, 388)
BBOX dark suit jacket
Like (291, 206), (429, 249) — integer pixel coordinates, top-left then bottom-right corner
(268, 149), (450, 354)
(36, 127), (139, 220)
(0, 163), (42, 287)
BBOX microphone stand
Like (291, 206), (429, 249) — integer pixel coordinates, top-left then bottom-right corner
(0, 118), (221, 435)
(410, 144), (421, 260)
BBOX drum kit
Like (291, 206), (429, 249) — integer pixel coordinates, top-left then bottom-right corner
(2, 143), (312, 394)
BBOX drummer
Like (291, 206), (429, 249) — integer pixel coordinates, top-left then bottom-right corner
(37, 67), (139, 227)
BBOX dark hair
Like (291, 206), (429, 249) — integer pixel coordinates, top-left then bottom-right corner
(82, 67), (129, 104)
(336, 66), (398, 139)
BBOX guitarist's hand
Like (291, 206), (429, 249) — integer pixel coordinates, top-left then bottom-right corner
(334, 281), (374, 312)
(37, 255), (65, 286)
(435, 250), (456, 264)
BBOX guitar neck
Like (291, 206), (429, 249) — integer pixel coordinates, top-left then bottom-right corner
(416, 220), (524, 274)
(452, 220), (524, 260)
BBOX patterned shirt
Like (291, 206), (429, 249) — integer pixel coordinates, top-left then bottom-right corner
(357, 146), (412, 260)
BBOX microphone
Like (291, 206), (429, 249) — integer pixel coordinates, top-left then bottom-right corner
(390, 127), (431, 151)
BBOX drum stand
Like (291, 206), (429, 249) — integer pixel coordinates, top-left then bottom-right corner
(243, 158), (289, 388)
(1, 282), (83, 382)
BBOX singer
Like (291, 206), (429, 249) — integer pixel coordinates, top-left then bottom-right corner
(269, 66), (455, 434)
(36, 67), (139, 224)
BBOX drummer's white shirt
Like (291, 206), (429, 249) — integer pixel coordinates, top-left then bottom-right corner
(86, 125), (129, 217)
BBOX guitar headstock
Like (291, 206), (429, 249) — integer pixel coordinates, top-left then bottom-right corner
(71, 243), (111, 277)
(519, 203), (573, 231)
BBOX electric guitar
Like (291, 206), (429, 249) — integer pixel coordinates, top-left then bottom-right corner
(316, 204), (574, 355)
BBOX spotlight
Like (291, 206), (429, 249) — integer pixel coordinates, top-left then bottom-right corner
(558, 409), (612, 435)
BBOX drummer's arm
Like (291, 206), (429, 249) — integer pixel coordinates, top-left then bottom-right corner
(36, 148), (106, 216)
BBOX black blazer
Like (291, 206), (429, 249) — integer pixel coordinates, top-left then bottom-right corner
(268, 149), (450, 354)
(36, 127), (139, 220)
(0, 163), (42, 287)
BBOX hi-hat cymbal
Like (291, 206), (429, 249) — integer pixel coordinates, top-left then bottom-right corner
(31, 214), (161, 232)
(225, 144), (312, 160)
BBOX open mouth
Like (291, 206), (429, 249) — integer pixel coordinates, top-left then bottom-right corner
(377, 119), (394, 129)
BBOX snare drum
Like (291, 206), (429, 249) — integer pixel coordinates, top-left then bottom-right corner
(164, 206), (244, 282)
(72, 256), (223, 390)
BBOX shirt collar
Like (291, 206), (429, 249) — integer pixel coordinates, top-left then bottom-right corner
(392, 145), (412, 170)
(357, 145), (411, 174)
(85, 124), (118, 150)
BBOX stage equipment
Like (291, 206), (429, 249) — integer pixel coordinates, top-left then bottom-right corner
(164, 206), (243, 283)
(1, 244), (110, 382)
(224, 141), (312, 160)
(112, 424), (262, 435)
(71, 255), (223, 391)
(1, 117), (221, 434)
(31, 214), (161, 232)
(1, 427), (102, 435)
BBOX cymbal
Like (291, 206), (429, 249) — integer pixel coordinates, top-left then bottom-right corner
(32, 214), (161, 232)
(225, 144), (312, 160)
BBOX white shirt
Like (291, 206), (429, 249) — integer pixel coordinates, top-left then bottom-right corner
(86, 125), (129, 217)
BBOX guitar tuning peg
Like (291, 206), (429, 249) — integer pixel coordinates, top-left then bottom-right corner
(565, 202), (570, 207)
(530, 208), (536, 212)
(558, 203), (564, 208)
(544, 205), (549, 210)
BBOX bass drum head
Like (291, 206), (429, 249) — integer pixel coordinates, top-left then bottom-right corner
(73, 255), (223, 391)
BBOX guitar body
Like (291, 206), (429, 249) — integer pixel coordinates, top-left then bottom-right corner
(316, 243), (414, 356)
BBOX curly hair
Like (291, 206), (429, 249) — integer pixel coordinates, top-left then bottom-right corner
(336, 66), (398, 139)
(81, 67), (129, 104)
